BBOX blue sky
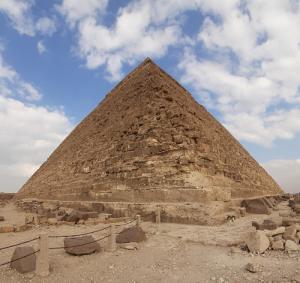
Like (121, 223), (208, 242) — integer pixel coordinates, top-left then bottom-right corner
(0, 0), (300, 193)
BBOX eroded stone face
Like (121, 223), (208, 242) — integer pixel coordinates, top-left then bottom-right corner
(16, 59), (282, 202)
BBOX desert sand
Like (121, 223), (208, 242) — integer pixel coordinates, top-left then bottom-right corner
(0, 201), (300, 283)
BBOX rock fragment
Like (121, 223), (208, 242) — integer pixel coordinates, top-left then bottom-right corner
(116, 226), (146, 244)
(64, 235), (101, 256)
(245, 263), (259, 273)
(10, 246), (36, 274)
(285, 240), (299, 252)
(245, 231), (269, 253)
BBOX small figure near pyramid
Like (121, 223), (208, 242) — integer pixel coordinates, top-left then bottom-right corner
(17, 58), (282, 208)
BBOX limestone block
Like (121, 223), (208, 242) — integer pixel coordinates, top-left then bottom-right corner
(242, 199), (271, 215)
(285, 240), (299, 252)
(271, 240), (284, 250)
(283, 225), (298, 243)
(245, 231), (270, 253)
(64, 236), (100, 255)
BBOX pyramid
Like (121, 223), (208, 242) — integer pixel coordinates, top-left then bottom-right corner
(17, 58), (282, 202)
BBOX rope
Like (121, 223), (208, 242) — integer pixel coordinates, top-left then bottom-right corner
(0, 237), (39, 251)
(49, 234), (110, 250)
(115, 219), (136, 227)
(49, 218), (136, 238)
(49, 225), (110, 238)
(0, 249), (39, 267)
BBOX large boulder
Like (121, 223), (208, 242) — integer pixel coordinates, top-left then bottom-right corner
(64, 235), (100, 255)
(245, 231), (270, 253)
(241, 198), (271, 215)
(264, 226), (285, 237)
(116, 226), (146, 244)
(285, 240), (299, 252)
(283, 225), (298, 243)
(65, 210), (99, 224)
(252, 219), (277, 230)
(10, 246), (36, 274)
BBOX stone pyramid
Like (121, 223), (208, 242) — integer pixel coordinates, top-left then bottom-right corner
(17, 58), (282, 202)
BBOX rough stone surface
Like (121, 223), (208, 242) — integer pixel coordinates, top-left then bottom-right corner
(64, 235), (101, 255)
(245, 263), (259, 273)
(271, 240), (284, 250)
(10, 246), (36, 274)
(0, 225), (15, 233)
(264, 226), (285, 237)
(16, 58), (282, 202)
(65, 210), (99, 223)
(283, 225), (298, 243)
(285, 240), (299, 252)
(245, 231), (270, 253)
(116, 226), (146, 243)
(47, 218), (58, 225)
(242, 199), (271, 214)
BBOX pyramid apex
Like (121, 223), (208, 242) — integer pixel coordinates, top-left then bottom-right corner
(141, 57), (156, 66)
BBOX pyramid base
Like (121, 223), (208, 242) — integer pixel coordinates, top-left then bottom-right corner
(17, 198), (242, 225)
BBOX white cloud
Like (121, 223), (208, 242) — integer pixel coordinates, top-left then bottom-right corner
(0, 49), (73, 192)
(0, 0), (35, 36)
(0, 96), (73, 192)
(178, 0), (300, 147)
(0, 51), (42, 101)
(35, 17), (57, 36)
(37, 40), (46, 54)
(263, 159), (300, 193)
(0, 1), (57, 36)
(57, 0), (108, 27)
(59, 0), (190, 80)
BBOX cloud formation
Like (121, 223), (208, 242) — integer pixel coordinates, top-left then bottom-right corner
(0, 49), (73, 192)
(0, 0), (57, 36)
(58, 0), (188, 80)
(37, 40), (46, 54)
(178, 0), (300, 148)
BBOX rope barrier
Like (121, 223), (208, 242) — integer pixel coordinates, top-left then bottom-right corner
(0, 217), (137, 267)
(49, 218), (136, 238)
(0, 237), (39, 251)
(49, 225), (110, 238)
(115, 219), (136, 227)
(0, 249), (40, 267)
(49, 234), (110, 250)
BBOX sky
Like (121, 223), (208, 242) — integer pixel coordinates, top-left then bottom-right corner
(0, 0), (299, 193)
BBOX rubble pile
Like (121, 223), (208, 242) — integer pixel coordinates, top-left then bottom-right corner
(244, 195), (300, 256)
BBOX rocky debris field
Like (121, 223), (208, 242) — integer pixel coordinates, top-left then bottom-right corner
(1, 195), (300, 282)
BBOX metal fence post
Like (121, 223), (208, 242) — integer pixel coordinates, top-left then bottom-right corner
(36, 232), (49, 277)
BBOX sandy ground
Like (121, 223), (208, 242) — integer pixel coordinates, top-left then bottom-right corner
(0, 202), (299, 283)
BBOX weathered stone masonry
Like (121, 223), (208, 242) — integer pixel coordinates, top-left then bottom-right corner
(17, 58), (282, 202)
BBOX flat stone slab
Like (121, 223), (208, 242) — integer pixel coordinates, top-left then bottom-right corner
(64, 235), (101, 256)
(116, 226), (146, 243)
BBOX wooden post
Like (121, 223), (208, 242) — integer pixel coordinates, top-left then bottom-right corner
(136, 215), (141, 228)
(109, 224), (116, 252)
(36, 232), (49, 277)
(156, 207), (161, 224)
